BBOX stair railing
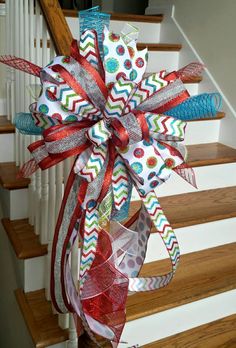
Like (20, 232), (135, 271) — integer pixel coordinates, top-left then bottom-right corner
(5, 0), (78, 345)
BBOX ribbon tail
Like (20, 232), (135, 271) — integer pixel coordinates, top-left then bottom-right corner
(0, 55), (41, 77)
(50, 166), (88, 314)
(17, 158), (39, 178)
(174, 163), (197, 188)
(129, 190), (180, 292)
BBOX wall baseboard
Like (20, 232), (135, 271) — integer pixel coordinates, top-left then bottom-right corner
(171, 6), (236, 119)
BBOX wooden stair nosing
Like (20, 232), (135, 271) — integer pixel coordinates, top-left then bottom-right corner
(187, 111), (225, 122)
(142, 314), (236, 347)
(2, 218), (47, 259)
(63, 9), (164, 23)
(137, 42), (182, 51)
(186, 142), (236, 168)
(15, 289), (68, 348)
(16, 243), (236, 347)
(0, 116), (15, 134)
(0, 162), (30, 190)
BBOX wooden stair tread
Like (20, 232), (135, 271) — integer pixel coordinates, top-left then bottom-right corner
(187, 142), (236, 167)
(126, 243), (236, 321)
(0, 142), (230, 191)
(0, 162), (30, 190)
(187, 111), (225, 122)
(63, 9), (164, 23)
(15, 289), (68, 348)
(6, 186), (236, 259)
(143, 314), (236, 347)
(130, 186), (236, 230)
(137, 43), (181, 51)
(0, 116), (15, 134)
(16, 244), (236, 347)
(2, 218), (47, 259)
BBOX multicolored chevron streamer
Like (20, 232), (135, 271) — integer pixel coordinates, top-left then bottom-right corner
(112, 155), (129, 210)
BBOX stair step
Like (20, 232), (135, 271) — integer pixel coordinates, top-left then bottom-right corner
(0, 142), (232, 191)
(137, 43), (182, 51)
(63, 9), (164, 23)
(143, 314), (236, 347)
(16, 243), (236, 347)
(187, 142), (236, 167)
(0, 162), (30, 190)
(187, 111), (225, 122)
(0, 116), (15, 134)
(15, 288), (68, 348)
(127, 242), (236, 321)
(5, 185), (236, 260)
(2, 218), (47, 259)
(130, 186), (236, 230)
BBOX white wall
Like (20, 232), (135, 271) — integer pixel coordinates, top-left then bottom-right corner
(147, 0), (236, 111)
(0, 5), (6, 113)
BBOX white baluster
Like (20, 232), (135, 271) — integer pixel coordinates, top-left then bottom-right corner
(40, 16), (49, 245)
(13, 0), (20, 165)
(23, 0), (31, 162)
(34, 2), (42, 234)
(19, 0), (25, 166)
(5, 1), (11, 122)
(28, 0), (37, 225)
(34, 140), (41, 235)
(68, 236), (79, 347)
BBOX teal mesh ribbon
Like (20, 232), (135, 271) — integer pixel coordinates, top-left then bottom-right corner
(79, 6), (111, 59)
(14, 113), (43, 135)
(164, 93), (222, 120)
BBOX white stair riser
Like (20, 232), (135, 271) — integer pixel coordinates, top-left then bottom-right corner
(21, 217), (236, 292)
(17, 257), (45, 293)
(185, 120), (220, 145)
(132, 162), (236, 200)
(145, 217), (236, 263)
(121, 290), (236, 347)
(0, 187), (28, 219)
(66, 17), (161, 43)
(147, 51), (179, 72)
(186, 82), (199, 96)
(0, 133), (14, 162)
(6, 161), (236, 220)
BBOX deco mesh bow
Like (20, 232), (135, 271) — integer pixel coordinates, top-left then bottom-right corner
(0, 12), (222, 347)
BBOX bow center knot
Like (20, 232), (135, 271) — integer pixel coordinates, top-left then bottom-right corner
(86, 112), (150, 148)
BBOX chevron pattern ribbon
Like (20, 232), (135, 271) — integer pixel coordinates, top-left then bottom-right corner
(0, 14), (222, 348)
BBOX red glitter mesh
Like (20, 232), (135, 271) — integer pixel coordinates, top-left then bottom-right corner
(82, 229), (128, 343)
(0, 55), (41, 77)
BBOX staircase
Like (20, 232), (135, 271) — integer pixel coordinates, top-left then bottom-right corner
(0, 2), (236, 347)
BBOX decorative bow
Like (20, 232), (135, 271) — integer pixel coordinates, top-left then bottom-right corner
(0, 24), (222, 347)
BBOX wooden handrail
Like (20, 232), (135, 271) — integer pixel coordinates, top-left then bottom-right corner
(38, 0), (73, 56)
